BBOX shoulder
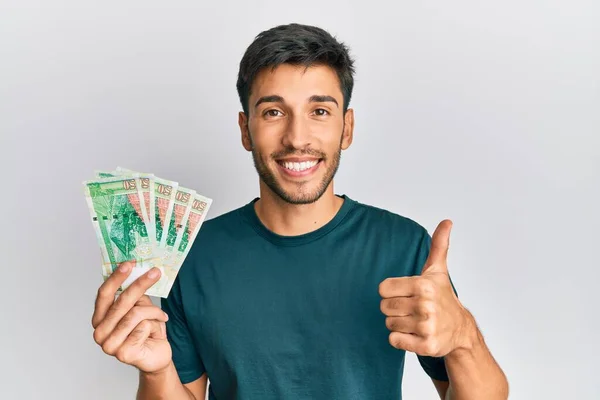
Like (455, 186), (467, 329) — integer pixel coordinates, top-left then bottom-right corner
(177, 201), (253, 267)
(350, 197), (429, 239)
(197, 205), (244, 235)
(195, 199), (257, 239)
(348, 196), (431, 276)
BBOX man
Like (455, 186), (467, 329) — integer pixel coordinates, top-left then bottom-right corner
(92, 23), (509, 399)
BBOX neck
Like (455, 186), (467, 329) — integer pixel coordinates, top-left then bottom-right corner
(254, 182), (344, 236)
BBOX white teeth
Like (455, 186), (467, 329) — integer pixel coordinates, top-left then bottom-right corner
(282, 160), (318, 171)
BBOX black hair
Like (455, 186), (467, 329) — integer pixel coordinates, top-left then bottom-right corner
(236, 23), (356, 116)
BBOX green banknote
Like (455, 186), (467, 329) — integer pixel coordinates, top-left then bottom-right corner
(84, 168), (210, 298)
(162, 186), (196, 255)
(98, 168), (158, 250)
(152, 177), (179, 255)
(116, 169), (181, 258)
(83, 175), (159, 281)
(164, 192), (212, 294)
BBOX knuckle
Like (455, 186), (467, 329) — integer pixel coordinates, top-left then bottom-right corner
(426, 320), (437, 336)
(138, 319), (152, 331)
(417, 279), (436, 296)
(417, 300), (436, 318)
(379, 299), (387, 314)
(130, 320), (150, 339)
(97, 285), (113, 300)
(378, 279), (388, 297)
(126, 306), (143, 323)
(389, 333), (401, 349)
(129, 305), (142, 317)
(385, 317), (394, 331)
(93, 329), (103, 345)
(101, 340), (115, 356)
(115, 347), (131, 364)
(423, 339), (439, 356)
(418, 320), (435, 337)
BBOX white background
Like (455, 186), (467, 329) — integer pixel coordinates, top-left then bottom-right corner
(1, 0), (598, 399)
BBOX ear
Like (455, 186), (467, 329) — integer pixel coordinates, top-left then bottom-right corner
(341, 108), (354, 150)
(239, 111), (253, 151)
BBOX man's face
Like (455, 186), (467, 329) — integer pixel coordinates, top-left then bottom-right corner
(239, 63), (354, 205)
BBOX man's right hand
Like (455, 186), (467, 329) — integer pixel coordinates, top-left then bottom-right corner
(92, 261), (172, 374)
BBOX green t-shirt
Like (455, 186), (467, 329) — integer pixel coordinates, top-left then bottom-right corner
(161, 195), (450, 399)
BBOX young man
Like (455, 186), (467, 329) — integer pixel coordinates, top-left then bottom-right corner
(92, 23), (509, 400)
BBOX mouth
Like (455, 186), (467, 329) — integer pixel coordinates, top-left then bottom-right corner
(275, 158), (323, 178)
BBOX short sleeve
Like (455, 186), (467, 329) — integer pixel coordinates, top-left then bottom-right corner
(160, 274), (206, 384)
(413, 227), (458, 382)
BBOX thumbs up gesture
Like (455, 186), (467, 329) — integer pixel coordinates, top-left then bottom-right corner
(379, 220), (471, 358)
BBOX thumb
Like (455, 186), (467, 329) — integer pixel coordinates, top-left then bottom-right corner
(422, 219), (453, 274)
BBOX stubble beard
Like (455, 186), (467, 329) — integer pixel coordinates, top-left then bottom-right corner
(249, 131), (343, 205)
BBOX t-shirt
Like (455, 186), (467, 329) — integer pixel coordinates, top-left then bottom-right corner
(161, 194), (450, 399)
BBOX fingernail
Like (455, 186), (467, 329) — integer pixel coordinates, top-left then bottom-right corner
(164, 312), (169, 321)
(118, 263), (130, 273)
(148, 268), (160, 279)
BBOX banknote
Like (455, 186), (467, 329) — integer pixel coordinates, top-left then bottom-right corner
(83, 174), (159, 285)
(84, 168), (211, 298)
(113, 168), (182, 256)
(99, 168), (158, 249)
(138, 173), (156, 249)
(91, 168), (175, 296)
(152, 177), (179, 255)
(164, 192), (212, 294)
(162, 186), (196, 256)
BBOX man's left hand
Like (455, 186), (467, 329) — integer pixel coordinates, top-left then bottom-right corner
(379, 219), (472, 358)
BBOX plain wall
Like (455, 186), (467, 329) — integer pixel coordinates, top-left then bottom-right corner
(1, 0), (598, 399)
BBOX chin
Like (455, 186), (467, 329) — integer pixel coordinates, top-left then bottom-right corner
(251, 147), (341, 205)
(276, 186), (328, 205)
(265, 174), (332, 205)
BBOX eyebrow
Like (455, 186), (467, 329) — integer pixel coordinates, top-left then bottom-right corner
(254, 94), (339, 109)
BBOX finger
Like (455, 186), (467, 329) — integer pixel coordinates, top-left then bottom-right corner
(380, 297), (415, 317)
(378, 276), (419, 298)
(390, 331), (441, 356)
(117, 266), (162, 305)
(98, 306), (169, 354)
(93, 267), (162, 343)
(423, 220), (452, 273)
(115, 320), (164, 365)
(92, 261), (135, 329)
(385, 316), (418, 334)
(389, 331), (422, 353)
(134, 295), (154, 307)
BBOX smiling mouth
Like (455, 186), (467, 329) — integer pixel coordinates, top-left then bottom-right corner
(276, 159), (322, 172)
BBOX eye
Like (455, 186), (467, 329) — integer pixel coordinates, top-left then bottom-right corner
(313, 108), (330, 116)
(264, 109), (283, 117)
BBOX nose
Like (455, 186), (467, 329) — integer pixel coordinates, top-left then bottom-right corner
(281, 115), (311, 149)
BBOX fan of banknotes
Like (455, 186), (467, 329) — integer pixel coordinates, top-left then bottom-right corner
(83, 167), (212, 298)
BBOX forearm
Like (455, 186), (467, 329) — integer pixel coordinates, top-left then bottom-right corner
(136, 361), (196, 400)
(445, 310), (509, 400)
